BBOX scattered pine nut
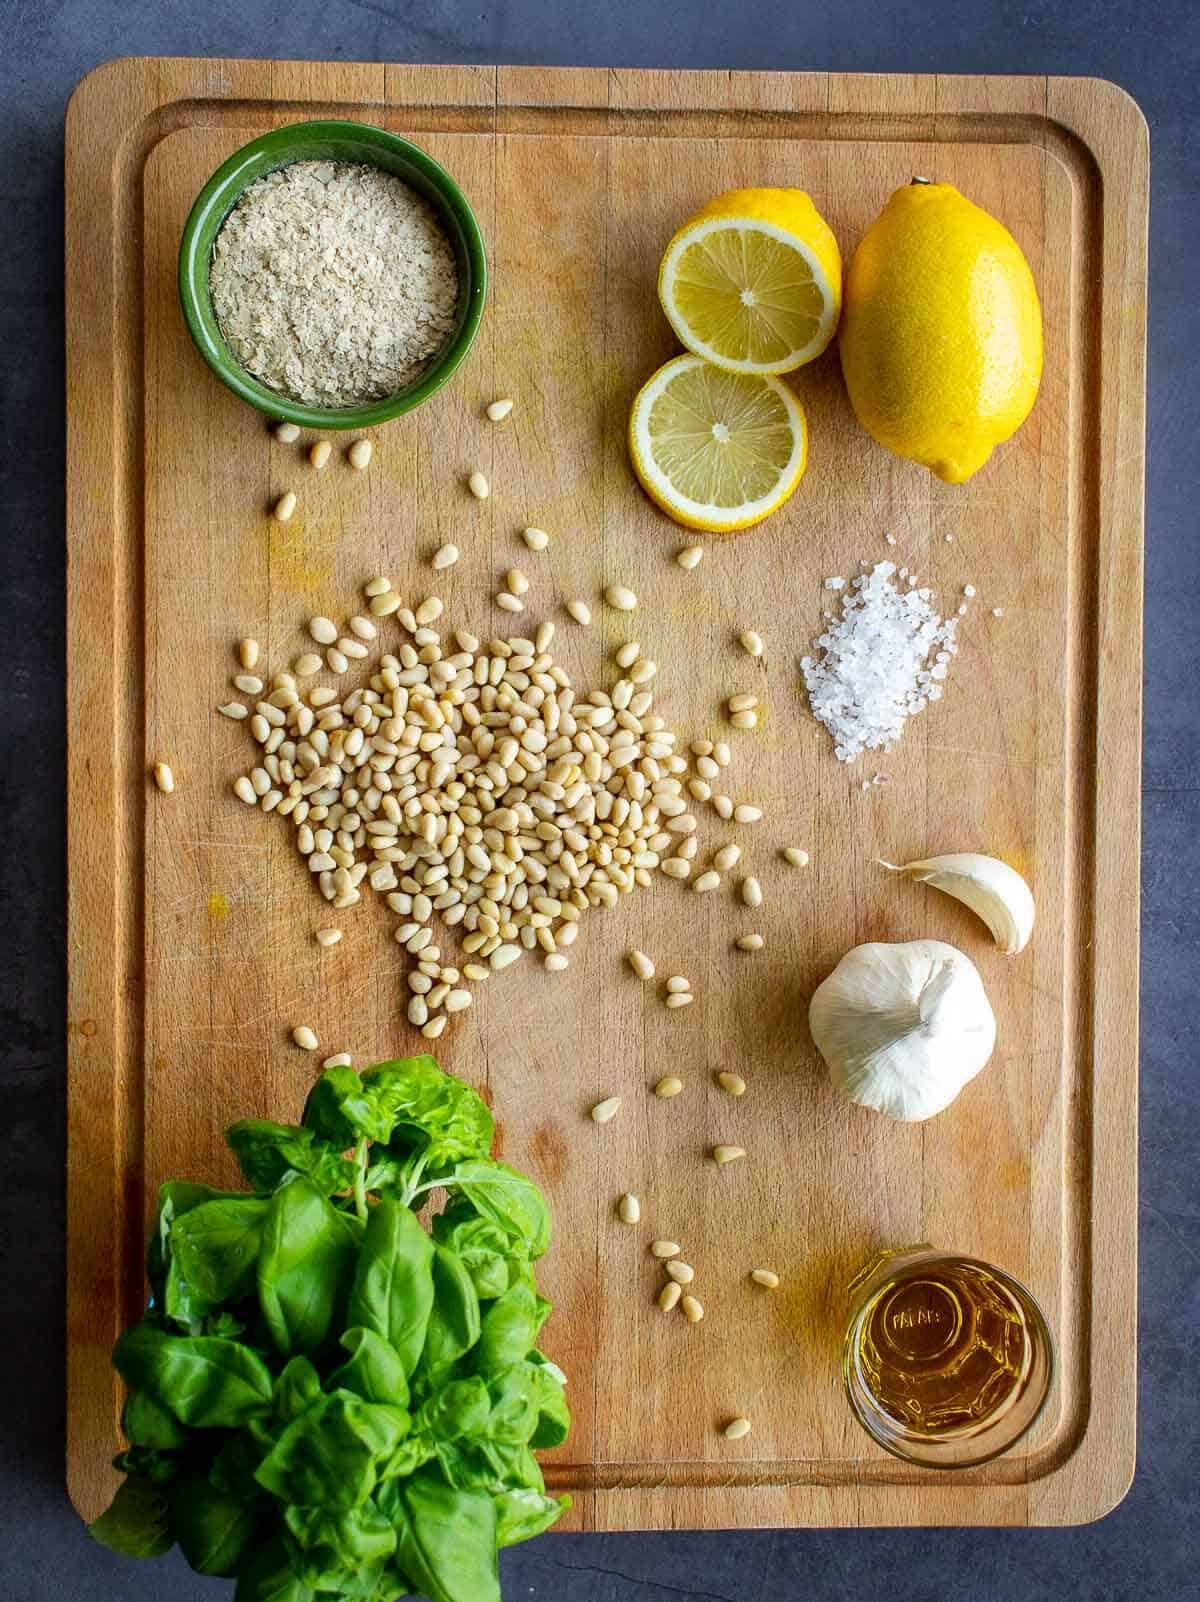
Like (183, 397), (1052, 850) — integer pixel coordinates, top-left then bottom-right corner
(750, 1268), (780, 1289)
(661, 857), (691, 879)
(665, 992), (694, 1009)
(717, 1071), (747, 1096)
(490, 943), (522, 970)
(590, 1096), (622, 1124)
(992, 606), (1005, 618)
(735, 933), (765, 951)
(615, 640), (641, 669)
(733, 804), (762, 824)
(665, 1259), (694, 1285)
(422, 1015), (447, 1040)
(486, 397), (514, 422)
(326, 647), (349, 674)
(618, 1193), (641, 1224)
(651, 1240), (681, 1258)
(273, 490), (297, 522)
(218, 702), (248, 720)
(522, 526), (549, 550)
(682, 1295), (704, 1323)
(431, 544), (460, 572)
(444, 990), (473, 1013)
(364, 575), (391, 597)
(468, 470), (489, 499)
(605, 584), (638, 612)
(676, 545), (703, 570)
(728, 693), (758, 714)
(738, 630), (764, 657)
(713, 794), (734, 820)
(730, 710), (758, 730)
(348, 438), (373, 470)
(713, 843), (741, 872)
(666, 975), (691, 994)
(308, 616), (338, 645)
(315, 928), (342, 948)
(741, 876), (763, 908)
(535, 621), (555, 652)
(713, 741), (732, 767)
(308, 440), (332, 469)
(693, 871), (720, 893)
(659, 1282), (683, 1313)
(712, 1145), (746, 1166)
(292, 1024), (318, 1050)
(293, 653), (322, 677)
(322, 1052), (353, 1069)
(506, 568), (530, 596)
(238, 638), (259, 670)
(274, 421), (300, 443)
(233, 673), (263, 695)
(152, 761), (174, 793)
(723, 1417), (752, 1440)
(781, 847), (810, 868)
(233, 776), (256, 804)
(496, 592), (524, 613)
(542, 953), (568, 972)
(566, 599), (591, 626)
(628, 949), (655, 980)
(655, 1075), (684, 1098)
(370, 591), (403, 617)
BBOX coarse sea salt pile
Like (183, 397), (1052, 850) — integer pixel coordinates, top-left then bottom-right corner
(800, 561), (959, 762)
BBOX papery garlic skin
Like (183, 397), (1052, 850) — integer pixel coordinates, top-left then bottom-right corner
(809, 939), (997, 1121)
(878, 853), (1035, 955)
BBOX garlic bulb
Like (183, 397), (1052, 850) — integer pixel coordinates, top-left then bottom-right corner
(877, 853), (1035, 955)
(809, 939), (996, 1121)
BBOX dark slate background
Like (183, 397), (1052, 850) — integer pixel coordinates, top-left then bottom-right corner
(3, 1), (1195, 1597)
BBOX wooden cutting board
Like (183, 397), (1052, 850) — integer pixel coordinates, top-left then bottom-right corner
(65, 58), (1147, 1531)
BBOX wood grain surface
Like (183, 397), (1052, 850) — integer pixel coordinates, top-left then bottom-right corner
(65, 59), (1148, 1531)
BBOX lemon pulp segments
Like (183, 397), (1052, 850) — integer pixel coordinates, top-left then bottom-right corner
(629, 355), (807, 532)
(666, 221), (830, 370)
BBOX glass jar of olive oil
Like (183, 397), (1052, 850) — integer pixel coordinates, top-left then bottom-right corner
(843, 1245), (1054, 1468)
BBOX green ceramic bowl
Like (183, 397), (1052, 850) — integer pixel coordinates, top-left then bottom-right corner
(178, 120), (487, 430)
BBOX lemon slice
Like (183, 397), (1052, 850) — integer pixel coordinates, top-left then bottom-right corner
(628, 354), (808, 533)
(658, 188), (842, 375)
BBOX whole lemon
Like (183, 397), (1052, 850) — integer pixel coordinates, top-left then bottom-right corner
(838, 180), (1042, 484)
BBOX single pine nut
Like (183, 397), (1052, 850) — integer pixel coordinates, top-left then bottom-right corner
(522, 526), (549, 550)
(444, 989), (472, 1013)
(723, 1417), (752, 1440)
(349, 615), (376, 640)
(590, 1096), (621, 1124)
(738, 630), (764, 657)
(238, 638), (259, 669)
(714, 741), (731, 766)
(728, 693), (758, 714)
(233, 776), (256, 804)
(422, 1016), (447, 1040)
(713, 794), (734, 820)
(506, 568), (530, 596)
(544, 953), (569, 972)
(292, 1024), (318, 1050)
(682, 1295), (704, 1323)
(735, 933), (765, 951)
(659, 1282), (683, 1313)
(293, 653), (322, 677)
(364, 575), (391, 596)
(675, 545), (703, 570)
(665, 1259), (694, 1285)
(693, 871), (720, 893)
(750, 1268), (780, 1289)
(432, 544), (459, 570)
(415, 595), (444, 625)
(734, 804), (762, 823)
(614, 640), (640, 669)
(566, 600), (591, 626)
(326, 648), (349, 674)
(713, 1145), (746, 1166)
(661, 858), (691, 879)
(628, 949), (655, 980)
(348, 438), (373, 470)
(782, 847), (810, 867)
(717, 1071), (747, 1096)
(604, 584), (638, 611)
(152, 761), (174, 793)
(741, 876), (763, 908)
(308, 616), (337, 645)
(490, 944), (522, 970)
(274, 421), (300, 443)
(713, 843), (741, 872)
(273, 491), (297, 522)
(468, 470), (489, 499)
(218, 702), (248, 719)
(315, 928), (342, 948)
(496, 592), (524, 613)
(618, 1193), (641, 1224)
(486, 398), (514, 422)
(655, 1075), (684, 1098)
(463, 963), (489, 982)
(233, 673), (263, 694)
(308, 440), (332, 469)
(730, 710), (758, 730)
(689, 779), (712, 802)
(665, 992), (693, 1009)
(535, 621), (555, 652)
(696, 755), (720, 780)
(666, 975), (690, 994)
(651, 1240), (681, 1258)
(322, 1052), (352, 1068)
(370, 591), (403, 616)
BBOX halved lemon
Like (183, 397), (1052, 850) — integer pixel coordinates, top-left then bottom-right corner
(658, 188), (842, 374)
(628, 354), (808, 533)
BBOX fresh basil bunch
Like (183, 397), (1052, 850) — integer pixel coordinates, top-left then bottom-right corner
(89, 1056), (570, 1602)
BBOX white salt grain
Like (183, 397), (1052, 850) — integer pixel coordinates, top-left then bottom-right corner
(800, 561), (960, 763)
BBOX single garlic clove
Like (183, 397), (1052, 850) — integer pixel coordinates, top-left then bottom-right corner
(877, 852), (1035, 956)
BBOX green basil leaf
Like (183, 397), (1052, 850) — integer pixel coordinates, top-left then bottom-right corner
(87, 1476), (173, 1558)
(226, 1119), (357, 1195)
(169, 1197), (270, 1314)
(149, 1181), (254, 1304)
(416, 1376), (492, 1444)
(208, 1435), (265, 1499)
(528, 1359), (571, 1449)
(417, 1245), (481, 1387)
(362, 1057), (494, 1167)
(283, 1501), (396, 1594)
(233, 1535), (315, 1602)
(383, 1469), (500, 1602)
(257, 1177), (358, 1356)
(327, 1328), (410, 1407)
(272, 1355), (323, 1424)
(493, 1488), (570, 1547)
(168, 1474), (260, 1576)
(472, 1278), (540, 1376)
(255, 1392), (410, 1511)
(112, 1446), (183, 1484)
(122, 1390), (189, 1450)
(442, 1160), (551, 1259)
(485, 1367), (541, 1446)
(378, 1428), (437, 1484)
(301, 1066), (374, 1148)
(113, 1324), (273, 1429)
(346, 1198), (435, 1375)
(431, 1203), (522, 1300)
